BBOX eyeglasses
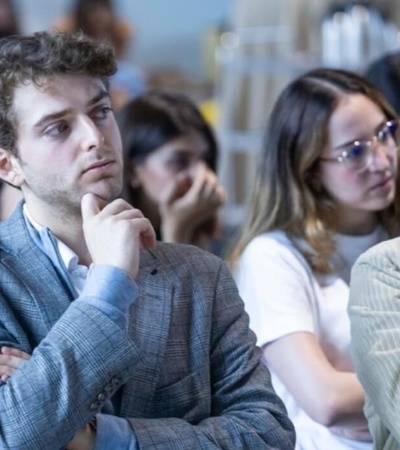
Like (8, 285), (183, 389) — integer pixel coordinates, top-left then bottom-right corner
(320, 119), (400, 172)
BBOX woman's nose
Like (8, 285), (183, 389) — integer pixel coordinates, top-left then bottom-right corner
(368, 142), (392, 171)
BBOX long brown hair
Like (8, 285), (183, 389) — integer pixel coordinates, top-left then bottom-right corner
(229, 68), (400, 273)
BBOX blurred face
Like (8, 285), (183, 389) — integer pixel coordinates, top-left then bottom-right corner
(5, 74), (123, 221)
(319, 93), (397, 233)
(0, 0), (17, 37)
(85, 4), (114, 37)
(131, 131), (209, 206)
(0, 1), (13, 26)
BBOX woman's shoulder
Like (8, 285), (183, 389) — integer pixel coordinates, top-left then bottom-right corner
(244, 230), (302, 258)
(247, 229), (289, 246)
(240, 230), (312, 273)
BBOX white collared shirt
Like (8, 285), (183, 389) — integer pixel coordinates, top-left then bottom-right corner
(23, 204), (88, 294)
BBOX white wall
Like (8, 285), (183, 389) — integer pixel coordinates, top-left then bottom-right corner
(14, 0), (233, 79)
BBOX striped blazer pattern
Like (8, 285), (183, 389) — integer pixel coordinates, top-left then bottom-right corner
(0, 204), (295, 449)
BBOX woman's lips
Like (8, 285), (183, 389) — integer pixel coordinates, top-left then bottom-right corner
(370, 175), (394, 192)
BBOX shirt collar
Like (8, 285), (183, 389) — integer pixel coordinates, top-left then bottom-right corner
(22, 204), (79, 272)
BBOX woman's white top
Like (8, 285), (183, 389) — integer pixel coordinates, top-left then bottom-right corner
(235, 228), (388, 450)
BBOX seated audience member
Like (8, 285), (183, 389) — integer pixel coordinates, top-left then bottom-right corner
(349, 157), (400, 444)
(228, 68), (400, 449)
(54, 0), (147, 109)
(364, 50), (400, 116)
(0, 31), (295, 449)
(116, 91), (226, 252)
(0, 0), (23, 218)
(0, 0), (19, 39)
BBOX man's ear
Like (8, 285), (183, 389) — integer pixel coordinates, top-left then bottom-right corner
(0, 148), (25, 188)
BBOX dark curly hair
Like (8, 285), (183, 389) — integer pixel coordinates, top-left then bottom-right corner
(0, 31), (117, 154)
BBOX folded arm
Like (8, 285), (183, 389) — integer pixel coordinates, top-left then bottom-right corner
(264, 332), (370, 440)
(0, 266), (143, 450)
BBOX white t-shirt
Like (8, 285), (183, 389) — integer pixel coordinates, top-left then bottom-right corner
(235, 228), (387, 450)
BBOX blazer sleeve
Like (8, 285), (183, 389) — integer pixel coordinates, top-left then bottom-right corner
(349, 239), (400, 445)
(0, 296), (144, 449)
(126, 260), (296, 449)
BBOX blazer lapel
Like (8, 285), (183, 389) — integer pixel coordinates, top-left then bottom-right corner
(0, 204), (75, 342)
(119, 245), (173, 417)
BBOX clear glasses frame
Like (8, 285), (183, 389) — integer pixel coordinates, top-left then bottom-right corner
(320, 119), (400, 171)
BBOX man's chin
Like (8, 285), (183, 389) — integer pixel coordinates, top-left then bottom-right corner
(84, 184), (123, 203)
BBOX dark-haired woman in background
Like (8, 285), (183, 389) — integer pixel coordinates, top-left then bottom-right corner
(116, 91), (226, 251)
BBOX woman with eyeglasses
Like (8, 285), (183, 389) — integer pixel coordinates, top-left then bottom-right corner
(228, 68), (400, 450)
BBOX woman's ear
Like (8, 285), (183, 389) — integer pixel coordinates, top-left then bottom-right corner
(0, 149), (25, 188)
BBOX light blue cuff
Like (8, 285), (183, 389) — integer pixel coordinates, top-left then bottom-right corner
(76, 265), (139, 331)
(95, 414), (137, 450)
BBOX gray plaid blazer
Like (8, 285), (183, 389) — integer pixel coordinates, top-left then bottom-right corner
(0, 204), (295, 449)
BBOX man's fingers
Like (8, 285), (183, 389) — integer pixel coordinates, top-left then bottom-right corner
(81, 193), (102, 222)
(0, 348), (31, 382)
(1, 347), (30, 359)
(1, 374), (8, 383)
(0, 365), (14, 378)
(0, 354), (29, 370)
(100, 199), (143, 218)
(135, 218), (156, 249)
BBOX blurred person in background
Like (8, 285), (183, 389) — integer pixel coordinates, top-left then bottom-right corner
(364, 50), (400, 116)
(0, 0), (22, 218)
(116, 90), (226, 253)
(0, 0), (19, 38)
(54, 0), (147, 110)
(229, 67), (400, 449)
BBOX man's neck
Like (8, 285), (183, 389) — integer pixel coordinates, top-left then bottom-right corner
(24, 203), (92, 266)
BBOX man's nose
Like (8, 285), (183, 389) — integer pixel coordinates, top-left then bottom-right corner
(79, 115), (104, 150)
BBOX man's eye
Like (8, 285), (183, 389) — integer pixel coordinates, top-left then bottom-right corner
(44, 122), (69, 137)
(92, 106), (113, 120)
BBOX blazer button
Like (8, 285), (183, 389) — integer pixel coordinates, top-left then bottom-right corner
(110, 376), (121, 388)
(90, 401), (100, 411)
(97, 392), (106, 402)
(104, 384), (113, 395)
